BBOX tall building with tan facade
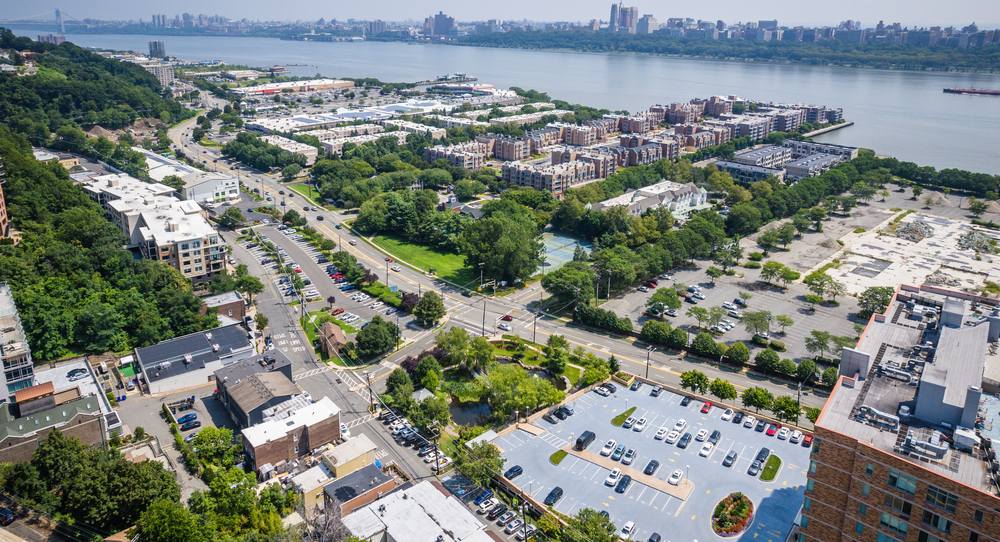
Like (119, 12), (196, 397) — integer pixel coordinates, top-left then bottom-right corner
(501, 161), (597, 198)
(802, 284), (1000, 542)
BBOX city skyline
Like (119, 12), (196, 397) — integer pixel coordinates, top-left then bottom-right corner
(3, 0), (998, 29)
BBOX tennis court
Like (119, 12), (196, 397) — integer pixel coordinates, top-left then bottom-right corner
(540, 233), (592, 274)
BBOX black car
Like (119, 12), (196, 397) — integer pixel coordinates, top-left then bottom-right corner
(544, 487), (564, 506)
(553, 409), (569, 420)
(678, 432), (693, 448)
(0, 508), (13, 526)
(709, 430), (722, 445)
(755, 419), (767, 432)
(504, 465), (524, 479)
(643, 460), (660, 475)
(723, 451), (738, 467)
(630, 381), (643, 391)
(599, 510), (609, 519)
(681, 396), (692, 406)
(734, 297), (747, 307)
(488, 504), (509, 520)
(559, 405), (575, 416)
(733, 412), (744, 424)
(685, 296), (698, 304)
(756, 447), (771, 463)
(462, 291), (473, 297)
(614, 475), (632, 493)
(180, 421), (201, 431)
(603, 383), (617, 393)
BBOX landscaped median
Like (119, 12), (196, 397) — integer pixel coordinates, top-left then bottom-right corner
(760, 455), (782, 481)
(550, 449), (568, 465)
(611, 406), (637, 426)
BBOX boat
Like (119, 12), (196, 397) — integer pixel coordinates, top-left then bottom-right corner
(943, 87), (1000, 96)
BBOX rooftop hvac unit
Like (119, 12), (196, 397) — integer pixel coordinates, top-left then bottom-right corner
(158, 361), (172, 370)
(212, 343), (219, 352)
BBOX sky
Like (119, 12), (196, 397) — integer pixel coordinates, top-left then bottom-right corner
(5, 0), (998, 29)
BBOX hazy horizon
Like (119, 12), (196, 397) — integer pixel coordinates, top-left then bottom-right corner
(4, 0), (998, 30)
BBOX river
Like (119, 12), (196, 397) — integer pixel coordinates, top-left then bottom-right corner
(10, 29), (1000, 174)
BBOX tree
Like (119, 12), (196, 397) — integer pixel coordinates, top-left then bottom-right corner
(776, 223), (796, 248)
(854, 323), (866, 338)
(821, 367), (839, 386)
(327, 296), (337, 310)
(741, 386), (774, 413)
(739, 291), (753, 304)
(254, 313), (268, 330)
(680, 369), (709, 394)
(608, 355), (620, 374)
(924, 195), (936, 208)
(582, 359), (611, 385)
(754, 349), (780, 373)
(385, 368), (413, 396)
(851, 182), (876, 203)
(774, 314), (794, 333)
(771, 395), (802, 424)
(133, 499), (212, 542)
(646, 287), (681, 310)
(756, 229), (780, 255)
(707, 306), (726, 328)
(808, 207), (827, 231)
(796, 359), (818, 383)
(236, 275), (264, 303)
(779, 266), (801, 286)
(413, 356), (443, 388)
(792, 213), (811, 234)
(565, 508), (618, 542)
(858, 286), (895, 318)
(912, 185), (924, 199)
(759, 261), (785, 284)
(458, 211), (544, 286)
(281, 209), (306, 226)
(355, 316), (398, 357)
(706, 266), (724, 284)
(543, 347), (568, 375)
(468, 336), (495, 372)
(454, 441), (505, 489)
(691, 332), (720, 358)
(281, 164), (302, 179)
(713, 249), (737, 271)
(968, 198), (989, 217)
(686, 306), (710, 328)
(413, 292), (446, 325)
(804, 330), (833, 359)
(879, 189), (890, 202)
(435, 326), (471, 367)
(541, 261), (596, 304)
(547, 334), (570, 351)
(216, 206), (245, 229)
(709, 379), (738, 401)
(725, 341), (750, 366)
(741, 310), (772, 336)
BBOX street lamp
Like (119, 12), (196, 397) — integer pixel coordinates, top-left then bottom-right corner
(479, 262), (485, 289)
(645, 345), (655, 379)
(686, 464), (690, 482)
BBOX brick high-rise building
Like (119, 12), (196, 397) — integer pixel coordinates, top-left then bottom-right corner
(0, 161), (9, 240)
(801, 285), (1000, 542)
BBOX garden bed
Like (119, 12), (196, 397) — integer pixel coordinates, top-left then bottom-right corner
(611, 406), (637, 426)
(712, 492), (755, 537)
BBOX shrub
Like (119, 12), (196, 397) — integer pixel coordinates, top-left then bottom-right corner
(751, 334), (769, 346)
(853, 227), (866, 233)
(574, 304), (633, 334)
(744, 261), (762, 269)
(804, 294), (823, 305)
(724, 269), (737, 275)
(768, 340), (786, 352)
(748, 252), (764, 261)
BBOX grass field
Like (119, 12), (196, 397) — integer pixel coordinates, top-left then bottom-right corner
(299, 310), (360, 366)
(760, 455), (782, 481)
(371, 234), (478, 287)
(287, 183), (321, 205)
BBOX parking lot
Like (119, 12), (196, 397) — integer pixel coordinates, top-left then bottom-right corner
(495, 384), (809, 542)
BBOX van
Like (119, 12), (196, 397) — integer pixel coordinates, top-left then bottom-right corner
(576, 430), (596, 451)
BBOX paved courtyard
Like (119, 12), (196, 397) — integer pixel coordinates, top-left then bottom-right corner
(496, 385), (810, 542)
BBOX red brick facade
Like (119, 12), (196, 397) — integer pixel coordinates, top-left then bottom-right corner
(246, 413), (340, 472)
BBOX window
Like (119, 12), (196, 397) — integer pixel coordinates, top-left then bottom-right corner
(812, 440), (820, 454)
(884, 493), (913, 516)
(970, 532), (980, 542)
(803, 498), (811, 511)
(925, 486), (958, 513)
(806, 479), (814, 492)
(859, 503), (868, 516)
(182, 252), (190, 258)
(973, 509), (984, 524)
(800, 517), (808, 529)
(294, 444), (299, 454)
(918, 532), (944, 542)
(878, 534), (903, 542)
(856, 522), (864, 535)
(866, 463), (875, 476)
(809, 460), (818, 474)
(888, 469), (917, 494)
(863, 483), (871, 497)
(181, 243), (189, 250)
(194, 258), (202, 263)
(880, 513), (908, 536)
(293, 434), (298, 442)
(921, 511), (952, 534)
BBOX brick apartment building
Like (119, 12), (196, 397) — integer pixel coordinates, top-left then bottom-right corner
(597, 144), (664, 167)
(705, 96), (735, 117)
(423, 141), (488, 170)
(524, 127), (562, 150)
(476, 135), (529, 161)
(550, 149), (618, 180)
(243, 396), (341, 474)
(501, 160), (597, 198)
(801, 285), (1000, 542)
(684, 131), (716, 150)
(584, 118), (621, 140)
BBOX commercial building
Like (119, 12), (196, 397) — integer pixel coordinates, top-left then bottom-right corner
(784, 153), (845, 180)
(32, 149), (80, 169)
(82, 174), (228, 284)
(713, 160), (787, 185)
(215, 349), (303, 429)
(423, 142), (488, 170)
(181, 172), (240, 204)
(321, 433), (379, 477)
(501, 161), (597, 198)
(733, 145), (793, 168)
(321, 133), (409, 156)
(134, 323), (254, 394)
(243, 396), (341, 474)
(259, 135), (319, 165)
(802, 285), (1000, 542)
(199, 291), (246, 323)
(590, 180), (708, 217)
(233, 79), (354, 97)
(381, 119), (446, 140)
(309, 125), (385, 140)
(342, 480), (494, 542)
(637, 15), (659, 34)
(148, 40), (166, 58)
(323, 464), (397, 516)
(0, 283), (34, 400)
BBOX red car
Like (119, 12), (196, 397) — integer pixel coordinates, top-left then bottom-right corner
(500, 315), (513, 321)
(802, 434), (814, 447)
(385, 257), (394, 262)
(294, 268), (302, 273)
(766, 423), (779, 436)
(331, 274), (344, 279)
(701, 401), (713, 414)
(331, 308), (345, 316)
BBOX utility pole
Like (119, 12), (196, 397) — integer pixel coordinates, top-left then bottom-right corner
(479, 262), (484, 289)
(533, 288), (542, 343)
(646, 346), (654, 379)
(364, 370), (374, 413)
(482, 296), (488, 337)
(385, 259), (389, 287)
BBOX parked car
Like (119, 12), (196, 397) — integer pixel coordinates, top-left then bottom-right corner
(723, 450), (738, 467)
(504, 465), (524, 479)
(622, 448), (637, 465)
(622, 417), (636, 429)
(722, 409), (734, 421)
(692, 292), (706, 300)
(695, 429), (709, 441)
(790, 430), (803, 444)
(0, 508), (14, 526)
(516, 525), (537, 541)
(668, 469), (683, 485)
(701, 401), (713, 414)
(756, 419), (767, 432)
(605, 468), (622, 486)
(619, 521), (636, 540)
(611, 444), (626, 461)
(722, 302), (737, 310)
(674, 419), (687, 432)
(665, 430), (680, 444)
(744, 415), (757, 428)
(600, 440), (617, 456)
(497, 511), (517, 526)
(651, 386), (662, 397)
(733, 412), (745, 425)
(615, 475), (632, 493)
(767, 423), (779, 436)
(638, 286), (649, 293)
(477, 498), (499, 514)
(630, 380), (643, 391)
(543, 487), (563, 506)
(643, 460), (660, 475)
(603, 383), (617, 393)
(180, 421), (201, 431)
(177, 413), (197, 424)
(681, 396), (692, 406)
(505, 518), (525, 534)
(474, 489), (494, 505)
(633, 417), (647, 432)
(594, 386), (610, 397)
(777, 427), (791, 440)
(728, 310), (742, 318)
(487, 504), (508, 520)
(803, 434), (814, 447)
(734, 297), (748, 307)
(678, 433), (693, 449)
(665, 309), (677, 317)
(748, 460), (762, 476)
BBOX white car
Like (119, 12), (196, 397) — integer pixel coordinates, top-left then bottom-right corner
(623, 416), (637, 429)
(605, 468), (622, 486)
(744, 416), (757, 428)
(654, 427), (669, 440)
(390, 265), (401, 272)
(633, 417), (647, 432)
(674, 419), (687, 432)
(340, 423), (351, 438)
(431, 457), (452, 471)
(728, 310), (742, 318)
(498, 323), (512, 332)
(699, 442), (715, 457)
(721, 319), (734, 328)
(721, 409), (734, 421)
(600, 439), (617, 456)
(695, 429), (709, 442)
(478, 498), (500, 513)
(777, 427), (791, 440)
(692, 292), (706, 300)
(790, 430), (803, 443)
(619, 521), (636, 541)
(722, 302), (737, 310)
(668, 469), (684, 485)
(595, 386), (611, 397)
(665, 430), (681, 444)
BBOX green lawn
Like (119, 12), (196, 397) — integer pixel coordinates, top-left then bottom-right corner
(760, 455), (782, 481)
(563, 366), (581, 385)
(550, 450), (567, 465)
(370, 234), (478, 287)
(299, 310), (359, 367)
(287, 183), (321, 205)
(611, 406), (637, 426)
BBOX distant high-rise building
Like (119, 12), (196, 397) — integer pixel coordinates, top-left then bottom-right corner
(758, 19), (778, 30)
(149, 40), (166, 58)
(609, 3), (620, 32)
(366, 20), (387, 34)
(0, 282), (34, 401)
(433, 11), (455, 36)
(618, 6), (638, 33)
(637, 15), (658, 34)
(37, 34), (65, 45)
(717, 20), (726, 31)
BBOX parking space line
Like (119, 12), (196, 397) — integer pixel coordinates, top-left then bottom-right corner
(635, 486), (647, 502)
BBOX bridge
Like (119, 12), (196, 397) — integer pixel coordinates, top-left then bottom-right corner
(0, 8), (85, 34)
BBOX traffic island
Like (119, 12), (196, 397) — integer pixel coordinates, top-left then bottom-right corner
(712, 492), (755, 537)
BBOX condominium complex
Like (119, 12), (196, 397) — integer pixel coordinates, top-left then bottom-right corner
(321, 132), (409, 156)
(802, 285), (1000, 542)
(83, 174), (227, 284)
(590, 179), (708, 217)
(259, 135), (319, 165)
(734, 145), (793, 168)
(417, 114), (490, 129)
(501, 161), (597, 198)
(475, 135), (530, 162)
(714, 160), (787, 185)
(785, 153), (845, 181)
(423, 141), (488, 170)
(0, 283), (34, 400)
(551, 148), (618, 180)
(380, 119), (446, 140)
(138, 62), (175, 87)
(489, 109), (573, 127)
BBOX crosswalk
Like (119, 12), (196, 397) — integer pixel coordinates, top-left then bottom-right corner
(346, 414), (375, 428)
(537, 432), (569, 449)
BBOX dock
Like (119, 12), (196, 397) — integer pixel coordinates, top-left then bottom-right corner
(412, 77), (478, 87)
(802, 120), (854, 138)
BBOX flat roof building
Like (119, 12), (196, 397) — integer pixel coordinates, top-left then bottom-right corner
(501, 160), (597, 199)
(0, 283), (33, 400)
(733, 145), (792, 168)
(784, 152), (845, 180)
(233, 79), (355, 97)
(259, 135), (319, 165)
(380, 119), (446, 140)
(213, 351), (299, 429)
(243, 396), (341, 475)
(713, 160), (787, 186)
(135, 323), (254, 394)
(323, 463), (397, 516)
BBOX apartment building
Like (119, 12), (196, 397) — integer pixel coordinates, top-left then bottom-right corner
(802, 285), (1000, 542)
(584, 117), (621, 139)
(83, 174), (227, 284)
(381, 119), (446, 140)
(590, 180), (708, 217)
(417, 114), (490, 129)
(489, 110), (573, 127)
(785, 153), (845, 180)
(310, 124), (385, 140)
(501, 160), (597, 198)
(734, 145), (793, 168)
(243, 396), (342, 474)
(524, 127), (562, 150)
(0, 283), (34, 400)
(736, 116), (775, 140)
(0, 163), (9, 239)
(137, 62), (175, 87)
(684, 131), (716, 150)
(713, 160), (787, 185)
(705, 96), (735, 117)
(475, 135), (529, 161)
(771, 108), (808, 133)
(259, 135), (319, 165)
(321, 132), (409, 156)
(597, 143), (663, 167)
(423, 141), (488, 170)
(550, 149), (618, 180)
(782, 140), (860, 160)
(621, 133), (682, 161)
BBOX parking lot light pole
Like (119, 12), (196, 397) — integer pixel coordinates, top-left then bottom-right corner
(686, 464), (690, 482)
(646, 346), (654, 379)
